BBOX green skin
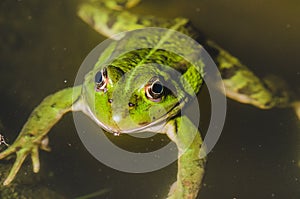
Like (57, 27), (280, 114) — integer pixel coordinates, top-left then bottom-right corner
(0, 0), (299, 198)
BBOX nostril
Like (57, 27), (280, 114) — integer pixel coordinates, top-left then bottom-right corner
(108, 99), (113, 103)
(128, 102), (135, 107)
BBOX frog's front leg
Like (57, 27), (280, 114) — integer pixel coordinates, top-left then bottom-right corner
(0, 86), (82, 185)
(160, 116), (206, 199)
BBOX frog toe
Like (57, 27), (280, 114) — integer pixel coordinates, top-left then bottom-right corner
(0, 145), (16, 159)
(31, 147), (40, 173)
(3, 149), (29, 185)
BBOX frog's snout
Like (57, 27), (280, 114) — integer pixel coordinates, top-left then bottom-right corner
(110, 104), (140, 132)
(108, 98), (135, 108)
(112, 114), (122, 123)
(111, 112), (131, 133)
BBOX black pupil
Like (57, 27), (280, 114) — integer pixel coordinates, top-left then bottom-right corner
(152, 82), (163, 94)
(95, 71), (103, 83)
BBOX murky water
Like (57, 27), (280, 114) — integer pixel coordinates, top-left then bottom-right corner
(0, 0), (299, 198)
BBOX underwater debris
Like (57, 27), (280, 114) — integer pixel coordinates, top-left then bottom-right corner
(0, 134), (9, 147)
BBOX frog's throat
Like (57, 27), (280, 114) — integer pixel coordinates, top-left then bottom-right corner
(83, 100), (186, 134)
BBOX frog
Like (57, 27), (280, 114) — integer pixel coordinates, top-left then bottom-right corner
(0, 0), (299, 199)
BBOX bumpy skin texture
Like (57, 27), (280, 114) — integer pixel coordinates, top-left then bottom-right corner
(0, 0), (299, 199)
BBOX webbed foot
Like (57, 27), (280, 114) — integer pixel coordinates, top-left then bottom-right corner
(0, 135), (50, 185)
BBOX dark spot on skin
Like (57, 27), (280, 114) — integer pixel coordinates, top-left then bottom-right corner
(196, 159), (206, 168)
(220, 65), (240, 79)
(173, 60), (188, 74)
(87, 14), (95, 27)
(116, 1), (127, 7)
(174, 120), (178, 134)
(237, 84), (254, 95)
(131, 51), (142, 60)
(138, 121), (149, 125)
(205, 45), (220, 59)
(26, 133), (34, 138)
(34, 113), (41, 120)
(264, 101), (272, 108)
(137, 36), (147, 41)
(107, 13), (117, 28)
(159, 55), (168, 62)
(136, 18), (144, 25)
(108, 99), (113, 103)
(261, 80), (270, 89)
(262, 79), (285, 99)
(51, 103), (56, 108)
(108, 65), (125, 78)
(128, 102), (135, 107)
(15, 147), (21, 151)
(134, 94), (139, 103)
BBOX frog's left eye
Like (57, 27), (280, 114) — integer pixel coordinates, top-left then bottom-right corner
(95, 68), (108, 92)
(145, 78), (164, 102)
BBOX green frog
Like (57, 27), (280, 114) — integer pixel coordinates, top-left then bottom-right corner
(0, 0), (299, 198)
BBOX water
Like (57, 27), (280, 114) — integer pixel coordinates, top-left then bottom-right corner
(0, 0), (299, 198)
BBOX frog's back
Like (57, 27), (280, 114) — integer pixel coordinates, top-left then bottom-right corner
(103, 28), (205, 97)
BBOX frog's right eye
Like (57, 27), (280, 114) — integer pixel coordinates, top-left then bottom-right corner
(95, 68), (108, 92)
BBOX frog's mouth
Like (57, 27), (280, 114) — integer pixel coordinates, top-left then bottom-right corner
(83, 100), (185, 135)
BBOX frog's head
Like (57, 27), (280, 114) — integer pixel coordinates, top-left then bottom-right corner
(83, 63), (187, 134)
